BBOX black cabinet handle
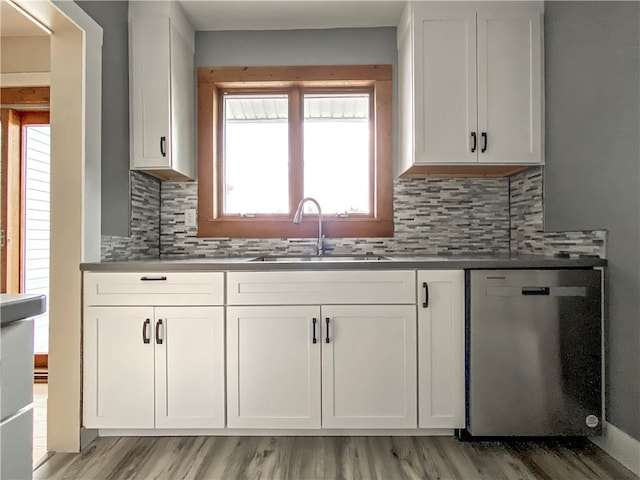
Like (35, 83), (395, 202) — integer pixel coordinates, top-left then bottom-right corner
(481, 132), (488, 153)
(471, 132), (477, 153)
(142, 319), (151, 344)
(160, 136), (167, 157)
(325, 318), (330, 344)
(140, 276), (167, 281)
(312, 318), (317, 344)
(522, 287), (550, 296)
(156, 319), (163, 344)
(422, 282), (429, 308)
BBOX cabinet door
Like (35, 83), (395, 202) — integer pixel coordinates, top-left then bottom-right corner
(477, 6), (543, 164)
(130, 17), (171, 169)
(417, 271), (465, 428)
(226, 306), (321, 429)
(169, 23), (195, 179)
(321, 305), (417, 428)
(155, 307), (225, 428)
(413, 4), (478, 164)
(83, 307), (155, 428)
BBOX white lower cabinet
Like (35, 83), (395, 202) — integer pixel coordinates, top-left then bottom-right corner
(226, 304), (417, 429)
(84, 306), (225, 429)
(417, 270), (465, 428)
(154, 307), (225, 428)
(322, 305), (417, 429)
(226, 306), (321, 429)
(83, 269), (466, 434)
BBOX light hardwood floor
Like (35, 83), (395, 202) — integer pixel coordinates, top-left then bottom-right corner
(34, 435), (638, 480)
(33, 383), (48, 468)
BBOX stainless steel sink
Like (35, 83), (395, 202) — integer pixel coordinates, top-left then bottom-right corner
(249, 255), (391, 262)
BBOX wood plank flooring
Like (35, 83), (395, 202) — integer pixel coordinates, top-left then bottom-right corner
(34, 436), (638, 480)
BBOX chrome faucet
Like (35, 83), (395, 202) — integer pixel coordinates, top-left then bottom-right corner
(293, 197), (325, 256)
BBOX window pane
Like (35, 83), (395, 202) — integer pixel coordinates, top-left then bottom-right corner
(224, 94), (289, 214)
(303, 93), (370, 215)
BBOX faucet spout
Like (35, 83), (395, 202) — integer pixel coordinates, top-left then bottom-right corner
(293, 197), (324, 256)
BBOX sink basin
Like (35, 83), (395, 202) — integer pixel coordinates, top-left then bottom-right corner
(249, 255), (391, 262)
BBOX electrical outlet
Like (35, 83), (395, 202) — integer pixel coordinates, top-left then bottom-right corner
(184, 209), (197, 227)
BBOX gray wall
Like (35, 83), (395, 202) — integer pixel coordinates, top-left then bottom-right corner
(544, 1), (640, 440)
(76, 1), (131, 237)
(196, 28), (397, 66)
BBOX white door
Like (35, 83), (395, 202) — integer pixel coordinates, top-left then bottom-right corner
(477, 6), (543, 164)
(321, 305), (417, 428)
(23, 124), (51, 356)
(413, 5), (478, 164)
(130, 16), (171, 169)
(226, 306), (321, 429)
(155, 307), (225, 428)
(417, 270), (465, 428)
(83, 307), (155, 428)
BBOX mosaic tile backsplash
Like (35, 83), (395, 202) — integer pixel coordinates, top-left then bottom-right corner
(159, 178), (511, 257)
(101, 167), (606, 260)
(510, 167), (606, 257)
(101, 171), (160, 261)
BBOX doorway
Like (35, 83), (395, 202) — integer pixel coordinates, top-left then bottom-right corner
(1, 106), (50, 350)
(0, 93), (50, 466)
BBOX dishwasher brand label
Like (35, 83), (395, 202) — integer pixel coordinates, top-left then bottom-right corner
(586, 415), (599, 428)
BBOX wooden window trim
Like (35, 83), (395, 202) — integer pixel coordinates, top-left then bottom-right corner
(197, 65), (393, 238)
(0, 87), (50, 106)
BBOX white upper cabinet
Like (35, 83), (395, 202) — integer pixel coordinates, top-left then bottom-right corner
(129, 1), (195, 181)
(398, 2), (543, 174)
(477, 6), (543, 164)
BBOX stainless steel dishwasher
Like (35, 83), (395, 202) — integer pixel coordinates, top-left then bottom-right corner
(466, 269), (602, 437)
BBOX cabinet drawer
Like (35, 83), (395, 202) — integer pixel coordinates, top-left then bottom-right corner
(1, 320), (33, 421)
(84, 272), (224, 306)
(0, 408), (33, 480)
(227, 271), (416, 305)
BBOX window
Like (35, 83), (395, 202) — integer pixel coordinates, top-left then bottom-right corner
(197, 65), (393, 238)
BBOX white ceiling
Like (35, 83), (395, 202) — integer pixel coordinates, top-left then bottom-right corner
(178, 1), (405, 31)
(0, 0), (49, 37)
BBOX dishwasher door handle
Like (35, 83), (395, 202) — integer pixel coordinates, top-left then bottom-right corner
(522, 287), (550, 295)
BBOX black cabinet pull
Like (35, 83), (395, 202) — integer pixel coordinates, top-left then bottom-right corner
(522, 287), (550, 296)
(160, 136), (167, 157)
(471, 132), (477, 153)
(156, 319), (163, 344)
(422, 282), (429, 308)
(325, 318), (330, 344)
(481, 132), (488, 153)
(312, 318), (317, 344)
(140, 276), (167, 281)
(142, 318), (151, 344)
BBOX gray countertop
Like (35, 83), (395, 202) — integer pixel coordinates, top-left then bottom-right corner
(80, 254), (606, 272)
(0, 294), (46, 327)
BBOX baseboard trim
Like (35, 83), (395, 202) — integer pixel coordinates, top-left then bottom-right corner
(591, 421), (640, 477)
(98, 428), (454, 437)
(80, 428), (98, 451)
